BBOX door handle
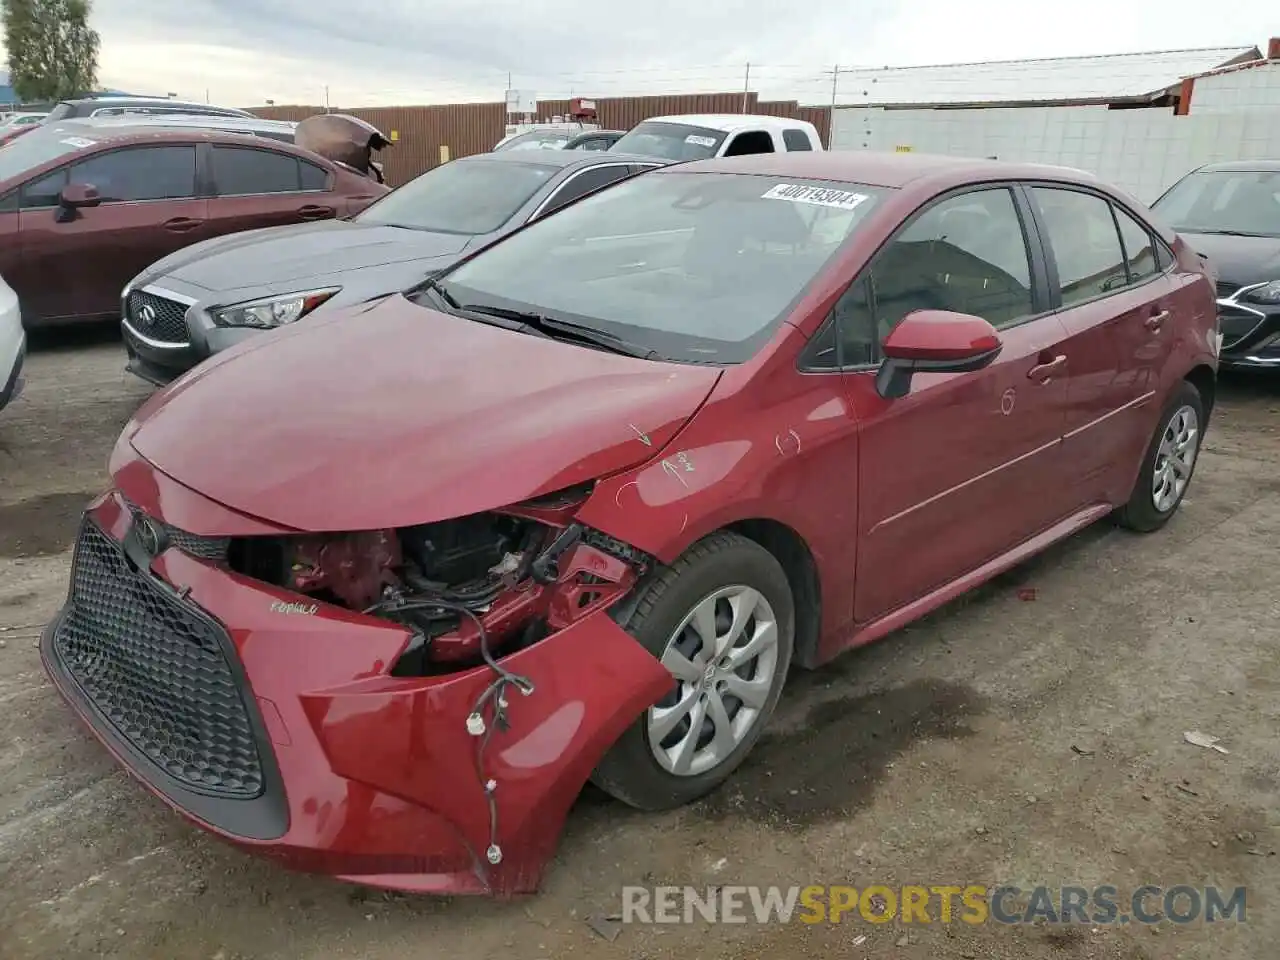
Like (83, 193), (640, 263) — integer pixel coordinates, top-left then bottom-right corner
(1145, 309), (1170, 332)
(163, 217), (204, 232)
(1027, 355), (1067, 382)
(298, 204), (334, 220)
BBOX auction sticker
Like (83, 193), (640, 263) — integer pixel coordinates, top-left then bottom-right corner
(685, 134), (717, 147)
(59, 137), (97, 148)
(761, 183), (868, 210)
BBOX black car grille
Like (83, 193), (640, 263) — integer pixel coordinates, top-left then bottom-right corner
(51, 521), (264, 798)
(126, 290), (191, 345)
(1215, 281), (1239, 301)
(120, 497), (230, 562)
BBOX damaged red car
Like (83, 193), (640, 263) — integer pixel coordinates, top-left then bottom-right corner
(43, 152), (1217, 896)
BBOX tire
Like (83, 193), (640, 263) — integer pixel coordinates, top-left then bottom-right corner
(591, 531), (795, 811)
(1113, 379), (1205, 533)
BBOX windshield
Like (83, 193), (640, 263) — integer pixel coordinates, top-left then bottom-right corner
(432, 172), (887, 363)
(496, 131), (572, 152)
(355, 158), (559, 234)
(610, 121), (728, 161)
(0, 127), (100, 183)
(1152, 169), (1280, 238)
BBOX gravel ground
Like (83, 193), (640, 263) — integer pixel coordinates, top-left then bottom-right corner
(2, 326), (1278, 960)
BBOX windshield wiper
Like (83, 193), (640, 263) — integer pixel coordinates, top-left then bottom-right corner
(1186, 229), (1274, 238)
(459, 304), (660, 359)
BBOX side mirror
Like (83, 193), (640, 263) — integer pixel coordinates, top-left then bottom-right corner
(875, 309), (1003, 400)
(55, 182), (100, 222)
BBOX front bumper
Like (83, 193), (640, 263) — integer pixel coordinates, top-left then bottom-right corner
(41, 491), (670, 895)
(120, 282), (259, 386)
(1216, 288), (1280, 370)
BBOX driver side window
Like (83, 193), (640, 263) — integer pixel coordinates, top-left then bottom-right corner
(819, 187), (1036, 367)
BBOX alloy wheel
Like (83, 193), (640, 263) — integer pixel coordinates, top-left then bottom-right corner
(1152, 403), (1199, 513)
(647, 585), (780, 777)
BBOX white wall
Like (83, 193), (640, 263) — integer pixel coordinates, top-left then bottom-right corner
(831, 103), (1280, 203)
(1191, 61), (1280, 113)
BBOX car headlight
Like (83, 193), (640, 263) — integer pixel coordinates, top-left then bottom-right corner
(210, 288), (340, 329)
(1241, 280), (1280, 305)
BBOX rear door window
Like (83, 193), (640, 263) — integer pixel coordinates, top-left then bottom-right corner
(69, 145), (198, 201)
(298, 160), (329, 191)
(1112, 206), (1162, 284)
(212, 146), (304, 195)
(1030, 187), (1128, 306)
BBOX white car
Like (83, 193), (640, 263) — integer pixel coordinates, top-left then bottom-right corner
(0, 274), (25, 413)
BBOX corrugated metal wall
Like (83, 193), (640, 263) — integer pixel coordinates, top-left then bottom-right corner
(251, 94), (832, 187)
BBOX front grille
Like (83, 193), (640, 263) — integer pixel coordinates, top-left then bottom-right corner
(120, 498), (230, 562)
(51, 521), (264, 797)
(1215, 281), (1239, 301)
(1217, 305), (1265, 350)
(126, 290), (191, 345)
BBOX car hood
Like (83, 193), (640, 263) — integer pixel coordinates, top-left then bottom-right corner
(151, 220), (473, 290)
(1178, 231), (1280, 287)
(122, 295), (721, 532)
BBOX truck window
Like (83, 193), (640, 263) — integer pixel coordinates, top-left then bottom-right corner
(723, 131), (775, 156)
(783, 129), (813, 151)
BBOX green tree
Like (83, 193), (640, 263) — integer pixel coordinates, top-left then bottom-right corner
(2, 0), (100, 102)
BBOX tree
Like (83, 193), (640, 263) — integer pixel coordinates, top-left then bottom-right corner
(2, 0), (100, 102)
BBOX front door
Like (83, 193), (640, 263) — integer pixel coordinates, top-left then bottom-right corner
(845, 186), (1072, 623)
(16, 144), (207, 322)
(1025, 185), (1179, 508)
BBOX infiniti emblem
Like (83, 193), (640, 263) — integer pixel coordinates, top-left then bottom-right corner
(136, 303), (157, 327)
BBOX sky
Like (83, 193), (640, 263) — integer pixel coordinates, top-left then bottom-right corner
(1, 0), (1277, 108)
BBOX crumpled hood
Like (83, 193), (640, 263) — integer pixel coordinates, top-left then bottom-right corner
(120, 295), (721, 532)
(145, 220), (472, 290)
(1179, 232), (1280, 288)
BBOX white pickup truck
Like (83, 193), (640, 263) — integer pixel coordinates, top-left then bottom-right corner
(609, 114), (824, 161)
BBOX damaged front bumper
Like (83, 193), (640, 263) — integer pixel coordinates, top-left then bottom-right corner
(41, 491), (672, 895)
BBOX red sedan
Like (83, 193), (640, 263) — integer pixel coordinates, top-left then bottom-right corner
(42, 152), (1217, 896)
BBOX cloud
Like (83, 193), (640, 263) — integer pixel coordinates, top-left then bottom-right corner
(2, 0), (1275, 108)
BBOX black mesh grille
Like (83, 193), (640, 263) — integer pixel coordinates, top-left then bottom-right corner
(120, 498), (230, 562)
(1218, 306), (1263, 349)
(126, 290), (191, 345)
(51, 521), (264, 797)
(1216, 281), (1240, 300)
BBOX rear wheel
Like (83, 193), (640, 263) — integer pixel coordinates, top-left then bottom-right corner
(1114, 380), (1205, 532)
(592, 532), (794, 811)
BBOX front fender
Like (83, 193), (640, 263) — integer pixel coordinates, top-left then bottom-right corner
(575, 373), (860, 646)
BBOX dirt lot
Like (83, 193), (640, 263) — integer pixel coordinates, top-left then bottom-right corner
(2, 328), (1278, 960)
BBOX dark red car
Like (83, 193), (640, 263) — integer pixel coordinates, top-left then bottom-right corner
(0, 123), (387, 326)
(42, 152), (1216, 896)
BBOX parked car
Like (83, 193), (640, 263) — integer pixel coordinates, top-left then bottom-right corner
(71, 114), (299, 143)
(492, 128), (578, 151)
(1150, 159), (1280, 369)
(610, 114), (823, 160)
(0, 123), (388, 328)
(43, 152), (1215, 897)
(0, 273), (23, 412)
(564, 129), (625, 151)
(0, 97), (254, 146)
(0, 112), (48, 131)
(120, 149), (665, 384)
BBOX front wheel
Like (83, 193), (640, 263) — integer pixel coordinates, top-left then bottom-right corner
(592, 532), (795, 811)
(1114, 380), (1205, 532)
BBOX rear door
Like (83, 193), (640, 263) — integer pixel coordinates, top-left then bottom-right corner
(1024, 185), (1178, 509)
(16, 143), (206, 322)
(205, 144), (337, 237)
(845, 185), (1072, 622)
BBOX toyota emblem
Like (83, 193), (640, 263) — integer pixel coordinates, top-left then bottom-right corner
(137, 303), (157, 327)
(134, 515), (164, 557)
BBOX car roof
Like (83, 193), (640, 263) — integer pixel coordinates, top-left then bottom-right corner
(642, 114), (817, 133)
(33, 121), (312, 151)
(459, 150), (667, 170)
(73, 115), (296, 132)
(60, 95), (231, 108)
(662, 150), (1110, 191)
(1194, 159), (1280, 173)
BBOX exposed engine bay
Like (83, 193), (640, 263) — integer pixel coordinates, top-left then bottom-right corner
(224, 485), (649, 675)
